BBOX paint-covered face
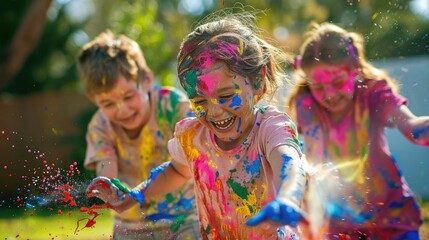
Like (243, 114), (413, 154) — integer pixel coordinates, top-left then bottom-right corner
(305, 63), (356, 114)
(182, 61), (257, 150)
(93, 75), (151, 135)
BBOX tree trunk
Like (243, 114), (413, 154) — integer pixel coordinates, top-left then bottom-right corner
(0, 0), (53, 90)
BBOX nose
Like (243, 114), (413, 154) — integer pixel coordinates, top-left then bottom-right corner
(206, 98), (223, 120)
(115, 102), (131, 116)
(322, 86), (337, 99)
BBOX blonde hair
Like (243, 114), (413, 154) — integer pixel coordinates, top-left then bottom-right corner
(77, 30), (152, 97)
(177, 9), (291, 102)
(287, 22), (398, 119)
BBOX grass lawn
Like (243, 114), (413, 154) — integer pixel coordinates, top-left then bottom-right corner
(1, 202), (428, 239)
(0, 208), (114, 240)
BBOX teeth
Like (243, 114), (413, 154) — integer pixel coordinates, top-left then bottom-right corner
(214, 117), (235, 130)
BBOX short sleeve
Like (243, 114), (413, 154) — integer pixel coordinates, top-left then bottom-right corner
(168, 138), (189, 167)
(369, 80), (408, 126)
(84, 111), (117, 170)
(259, 108), (302, 158)
(167, 118), (197, 168)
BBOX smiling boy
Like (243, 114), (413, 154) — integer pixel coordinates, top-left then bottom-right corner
(77, 31), (200, 239)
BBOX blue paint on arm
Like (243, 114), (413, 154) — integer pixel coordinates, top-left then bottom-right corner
(129, 162), (172, 208)
(280, 154), (293, 181)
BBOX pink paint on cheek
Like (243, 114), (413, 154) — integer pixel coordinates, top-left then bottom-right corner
(313, 69), (332, 85)
(342, 74), (355, 95)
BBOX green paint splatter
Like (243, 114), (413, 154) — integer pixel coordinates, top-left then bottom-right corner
(183, 69), (199, 98)
(170, 214), (186, 232)
(227, 169), (248, 200)
(253, 79), (261, 90)
(166, 193), (175, 203)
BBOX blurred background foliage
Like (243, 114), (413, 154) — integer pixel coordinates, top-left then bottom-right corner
(1, 0), (428, 95)
(0, 0), (428, 198)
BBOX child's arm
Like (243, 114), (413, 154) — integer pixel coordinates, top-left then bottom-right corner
(142, 161), (192, 197)
(247, 145), (308, 227)
(87, 161), (192, 212)
(391, 105), (429, 145)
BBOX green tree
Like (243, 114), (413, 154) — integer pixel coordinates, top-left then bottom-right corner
(109, 0), (176, 86)
(1, 0), (84, 95)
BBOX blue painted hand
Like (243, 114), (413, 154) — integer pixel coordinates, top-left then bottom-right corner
(246, 199), (307, 227)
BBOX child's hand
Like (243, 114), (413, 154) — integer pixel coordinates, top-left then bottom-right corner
(86, 176), (129, 209)
(246, 199), (308, 227)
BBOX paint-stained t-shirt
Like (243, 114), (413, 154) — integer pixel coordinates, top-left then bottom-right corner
(84, 86), (198, 230)
(295, 78), (421, 234)
(169, 105), (305, 239)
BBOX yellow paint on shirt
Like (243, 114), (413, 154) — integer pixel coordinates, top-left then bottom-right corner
(179, 127), (200, 161)
(232, 184), (267, 218)
(140, 126), (154, 180)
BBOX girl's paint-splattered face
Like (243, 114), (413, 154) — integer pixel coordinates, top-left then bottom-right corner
(183, 61), (257, 150)
(93, 75), (151, 134)
(305, 63), (356, 114)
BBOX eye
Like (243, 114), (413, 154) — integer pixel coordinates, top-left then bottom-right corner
(332, 81), (345, 87)
(124, 93), (135, 101)
(220, 94), (234, 100)
(332, 76), (350, 87)
(192, 99), (206, 105)
(101, 102), (115, 108)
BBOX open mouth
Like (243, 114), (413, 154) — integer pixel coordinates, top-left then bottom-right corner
(120, 113), (137, 123)
(212, 116), (236, 130)
(324, 96), (342, 107)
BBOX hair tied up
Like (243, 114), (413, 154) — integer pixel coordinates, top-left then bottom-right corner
(293, 55), (302, 70)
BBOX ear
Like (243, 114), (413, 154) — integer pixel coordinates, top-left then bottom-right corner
(144, 71), (154, 87)
(139, 71), (153, 91)
(254, 65), (267, 94)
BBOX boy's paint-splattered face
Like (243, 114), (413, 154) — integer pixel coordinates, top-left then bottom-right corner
(182, 61), (257, 150)
(305, 63), (356, 114)
(93, 75), (151, 134)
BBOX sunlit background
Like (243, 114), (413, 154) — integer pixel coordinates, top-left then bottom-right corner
(1, 0), (428, 238)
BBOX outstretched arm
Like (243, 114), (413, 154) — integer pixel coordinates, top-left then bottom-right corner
(391, 105), (429, 145)
(87, 161), (192, 212)
(247, 145), (308, 227)
(143, 161), (192, 197)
